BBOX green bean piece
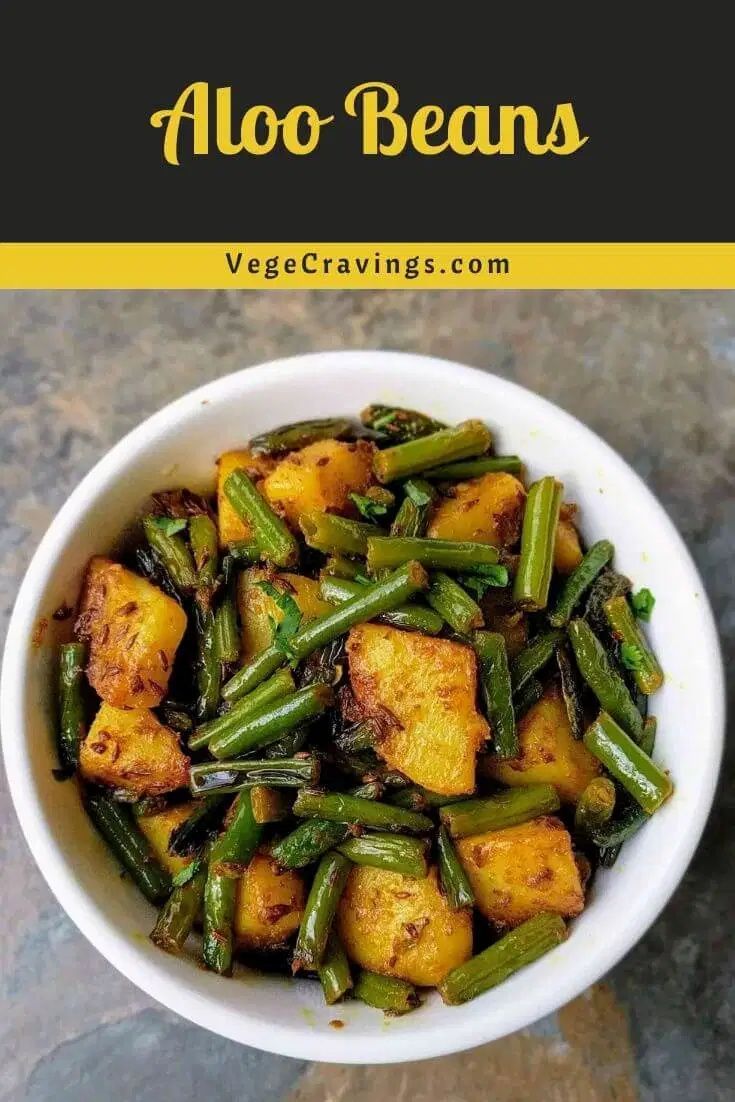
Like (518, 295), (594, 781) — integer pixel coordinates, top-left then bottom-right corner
(209, 684), (334, 760)
(548, 540), (614, 627)
(293, 788), (433, 835)
(373, 420), (492, 483)
(367, 536), (499, 575)
(426, 572), (483, 634)
(227, 539), (261, 564)
(221, 645), (286, 704)
(390, 479), (436, 538)
(190, 668), (296, 751)
(437, 825), (474, 909)
(84, 789), (172, 904)
(354, 970), (420, 1015)
(194, 605), (221, 722)
(224, 469), (299, 568)
(151, 864), (206, 953)
(555, 643), (584, 740)
(293, 852), (351, 971)
(510, 629), (564, 694)
(167, 795), (228, 857)
(272, 819), (350, 869)
(143, 516), (197, 591)
(573, 777), (617, 842)
(440, 784), (560, 839)
(190, 756), (319, 796)
(203, 792), (263, 974)
(361, 404), (446, 443)
(58, 642), (87, 770)
(189, 514), (219, 589)
(473, 631), (517, 759)
(640, 715), (657, 757)
(512, 477), (563, 610)
(514, 677), (545, 720)
(426, 456), (524, 479)
(335, 720), (377, 756)
(319, 574), (443, 635)
(337, 833), (429, 878)
(318, 932), (353, 1005)
(388, 786), (464, 811)
(214, 592), (239, 666)
(591, 803), (650, 849)
(584, 711), (672, 814)
(250, 417), (353, 455)
(300, 511), (385, 557)
(322, 554), (364, 579)
(263, 726), (311, 759)
(439, 913), (567, 1005)
(568, 619), (644, 741)
(288, 562), (429, 661)
(603, 595), (664, 695)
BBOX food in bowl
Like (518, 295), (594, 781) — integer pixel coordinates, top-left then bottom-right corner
(54, 403), (672, 1015)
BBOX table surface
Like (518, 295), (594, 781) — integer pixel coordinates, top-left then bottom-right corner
(0, 291), (732, 1102)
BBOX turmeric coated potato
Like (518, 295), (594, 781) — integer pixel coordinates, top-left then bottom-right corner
(217, 449), (276, 546)
(234, 852), (305, 950)
(80, 703), (190, 798)
(76, 557), (187, 709)
(337, 865), (472, 986)
(554, 504), (584, 574)
(426, 472), (526, 547)
(456, 817), (585, 929)
(347, 624), (489, 795)
(262, 439), (376, 529)
(237, 566), (332, 661)
(137, 802), (198, 875)
(482, 684), (601, 804)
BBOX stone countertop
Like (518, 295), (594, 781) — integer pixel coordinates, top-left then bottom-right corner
(0, 291), (732, 1102)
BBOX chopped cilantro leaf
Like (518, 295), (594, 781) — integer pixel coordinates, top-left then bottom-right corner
(349, 492), (388, 523)
(172, 858), (201, 887)
(404, 482), (432, 508)
(150, 516), (188, 536)
(620, 643), (644, 671)
(631, 588), (656, 621)
(256, 580), (303, 661)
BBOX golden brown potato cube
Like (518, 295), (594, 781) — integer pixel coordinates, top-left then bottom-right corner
(337, 865), (472, 986)
(456, 817), (585, 929)
(80, 703), (190, 797)
(233, 852), (305, 950)
(76, 557), (186, 708)
(217, 449), (276, 547)
(426, 472), (526, 547)
(137, 803), (198, 875)
(482, 684), (601, 804)
(346, 624), (489, 795)
(554, 504), (584, 575)
(237, 567), (332, 661)
(262, 439), (376, 529)
(251, 785), (290, 824)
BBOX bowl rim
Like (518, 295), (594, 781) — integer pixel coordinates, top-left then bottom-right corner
(1, 350), (725, 1063)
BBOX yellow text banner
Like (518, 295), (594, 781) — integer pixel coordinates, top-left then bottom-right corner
(1, 244), (735, 290)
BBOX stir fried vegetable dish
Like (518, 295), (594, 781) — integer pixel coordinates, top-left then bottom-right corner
(56, 405), (670, 1014)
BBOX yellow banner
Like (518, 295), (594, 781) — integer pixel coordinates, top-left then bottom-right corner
(1, 243), (735, 289)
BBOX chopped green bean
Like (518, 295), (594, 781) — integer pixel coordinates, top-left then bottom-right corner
(390, 479), (436, 538)
(568, 619), (643, 741)
(224, 469), (298, 568)
(584, 711), (672, 814)
(58, 642), (87, 771)
(426, 572), (483, 634)
(319, 574), (443, 635)
(214, 591), (240, 665)
(555, 643), (585, 739)
(374, 420), (492, 483)
(361, 404), (445, 443)
(203, 792), (262, 974)
(293, 851), (351, 971)
(513, 477), (563, 610)
(190, 756), (320, 796)
(473, 631), (517, 759)
(318, 932), (353, 1004)
(300, 511), (385, 556)
(250, 417), (352, 455)
(143, 515), (197, 591)
(151, 863), (206, 954)
(548, 540), (614, 627)
(510, 629), (564, 693)
(574, 777), (616, 842)
(221, 645), (285, 704)
(426, 456), (523, 479)
(84, 789), (171, 904)
(437, 826), (474, 909)
(440, 784), (560, 838)
(367, 536), (499, 575)
(293, 789), (433, 835)
(209, 684), (334, 760)
(603, 595), (664, 695)
(354, 970), (420, 1014)
(190, 668), (296, 751)
(337, 833), (429, 878)
(189, 514), (219, 588)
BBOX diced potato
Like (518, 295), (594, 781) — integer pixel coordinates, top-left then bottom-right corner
(426, 472), (526, 547)
(346, 624), (489, 795)
(261, 439), (376, 529)
(80, 703), (190, 797)
(482, 685), (601, 804)
(233, 852), (305, 950)
(481, 589), (528, 659)
(554, 504), (584, 575)
(76, 557), (187, 708)
(217, 449), (276, 546)
(237, 567), (332, 661)
(251, 785), (290, 823)
(456, 817), (585, 929)
(137, 803), (198, 875)
(337, 865), (472, 986)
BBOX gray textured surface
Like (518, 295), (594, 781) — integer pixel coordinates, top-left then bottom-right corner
(0, 291), (732, 1101)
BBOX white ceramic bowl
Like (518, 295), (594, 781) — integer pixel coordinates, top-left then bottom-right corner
(1, 351), (724, 1063)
